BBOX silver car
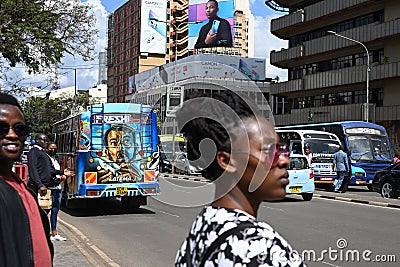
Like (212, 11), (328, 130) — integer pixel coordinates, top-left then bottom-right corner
(174, 152), (202, 175)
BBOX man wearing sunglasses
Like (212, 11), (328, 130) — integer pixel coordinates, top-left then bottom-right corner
(0, 93), (53, 266)
(27, 134), (74, 196)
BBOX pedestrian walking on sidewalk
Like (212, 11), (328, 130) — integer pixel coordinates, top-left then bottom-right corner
(174, 90), (306, 266)
(46, 141), (73, 241)
(0, 93), (53, 266)
(332, 145), (350, 193)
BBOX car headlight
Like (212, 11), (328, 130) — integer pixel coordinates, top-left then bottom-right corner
(355, 172), (365, 177)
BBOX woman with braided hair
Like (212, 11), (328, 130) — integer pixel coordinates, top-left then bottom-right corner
(174, 90), (306, 266)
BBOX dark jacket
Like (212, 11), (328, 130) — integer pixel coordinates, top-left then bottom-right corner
(194, 16), (232, 49)
(27, 146), (63, 188)
(0, 177), (53, 266)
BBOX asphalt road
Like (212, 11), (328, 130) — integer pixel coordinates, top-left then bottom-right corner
(59, 178), (400, 267)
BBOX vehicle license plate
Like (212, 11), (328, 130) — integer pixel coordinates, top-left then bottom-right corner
(314, 164), (331, 169)
(289, 187), (301, 193)
(116, 187), (128, 196)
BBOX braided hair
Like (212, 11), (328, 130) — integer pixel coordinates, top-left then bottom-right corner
(176, 90), (260, 180)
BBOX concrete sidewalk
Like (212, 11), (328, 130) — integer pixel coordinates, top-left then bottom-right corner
(313, 189), (400, 208)
(53, 219), (120, 267)
(53, 228), (93, 267)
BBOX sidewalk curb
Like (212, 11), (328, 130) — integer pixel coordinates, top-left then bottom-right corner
(314, 193), (400, 208)
(161, 174), (400, 209)
(58, 218), (120, 267)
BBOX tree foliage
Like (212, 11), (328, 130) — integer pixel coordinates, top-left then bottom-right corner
(0, 0), (97, 74)
(21, 93), (96, 137)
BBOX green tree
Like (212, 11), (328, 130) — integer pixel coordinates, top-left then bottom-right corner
(21, 93), (93, 137)
(0, 0), (98, 94)
(0, 0), (98, 96)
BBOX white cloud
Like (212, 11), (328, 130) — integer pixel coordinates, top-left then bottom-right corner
(59, 0), (109, 90)
(6, 0), (110, 94)
(253, 14), (288, 81)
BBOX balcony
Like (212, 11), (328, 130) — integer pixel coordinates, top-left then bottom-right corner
(271, 18), (400, 68)
(273, 104), (400, 126)
(271, 61), (400, 94)
(273, 103), (367, 126)
(172, 0), (188, 10)
(271, 0), (384, 38)
(375, 105), (400, 121)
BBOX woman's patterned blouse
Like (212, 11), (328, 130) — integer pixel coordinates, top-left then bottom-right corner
(175, 206), (307, 267)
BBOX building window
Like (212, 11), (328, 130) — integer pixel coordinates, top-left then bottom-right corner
(288, 89), (383, 111)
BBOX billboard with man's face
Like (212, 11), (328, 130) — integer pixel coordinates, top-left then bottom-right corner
(188, 0), (234, 49)
(140, 0), (168, 54)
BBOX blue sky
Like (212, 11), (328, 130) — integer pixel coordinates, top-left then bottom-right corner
(22, 0), (287, 93)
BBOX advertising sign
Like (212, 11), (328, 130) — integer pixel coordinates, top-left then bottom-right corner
(140, 0), (168, 54)
(188, 0), (234, 49)
(134, 55), (266, 92)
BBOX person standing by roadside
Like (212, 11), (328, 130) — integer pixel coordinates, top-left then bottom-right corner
(27, 133), (51, 196)
(0, 92), (53, 266)
(46, 141), (70, 241)
(304, 145), (312, 166)
(27, 133), (74, 200)
(332, 145), (349, 193)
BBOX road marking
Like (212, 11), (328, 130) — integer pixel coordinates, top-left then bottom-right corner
(59, 218), (120, 267)
(153, 208), (180, 218)
(320, 261), (342, 267)
(261, 205), (286, 212)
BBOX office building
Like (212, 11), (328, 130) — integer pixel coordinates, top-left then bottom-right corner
(266, 0), (400, 149)
(106, 0), (255, 103)
(98, 51), (108, 85)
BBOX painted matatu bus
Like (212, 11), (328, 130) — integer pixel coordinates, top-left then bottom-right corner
(52, 103), (160, 209)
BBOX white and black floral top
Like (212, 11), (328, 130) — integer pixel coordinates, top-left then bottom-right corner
(175, 206), (306, 267)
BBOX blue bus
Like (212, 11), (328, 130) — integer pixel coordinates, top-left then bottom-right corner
(52, 103), (160, 209)
(277, 121), (393, 189)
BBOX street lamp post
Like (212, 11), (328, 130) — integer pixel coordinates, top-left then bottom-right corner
(59, 66), (92, 113)
(327, 30), (370, 122)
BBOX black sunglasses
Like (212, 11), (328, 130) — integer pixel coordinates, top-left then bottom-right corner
(0, 122), (30, 137)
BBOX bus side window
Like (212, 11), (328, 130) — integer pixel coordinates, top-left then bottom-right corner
(291, 142), (302, 155)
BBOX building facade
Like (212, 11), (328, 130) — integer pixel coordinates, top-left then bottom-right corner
(129, 54), (271, 134)
(266, 0), (400, 150)
(107, 0), (162, 103)
(98, 51), (108, 85)
(107, 0), (255, 103)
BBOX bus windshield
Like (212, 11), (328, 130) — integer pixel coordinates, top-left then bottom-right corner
(348, 135), (391, 163)
(304, 139), (340, 154)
